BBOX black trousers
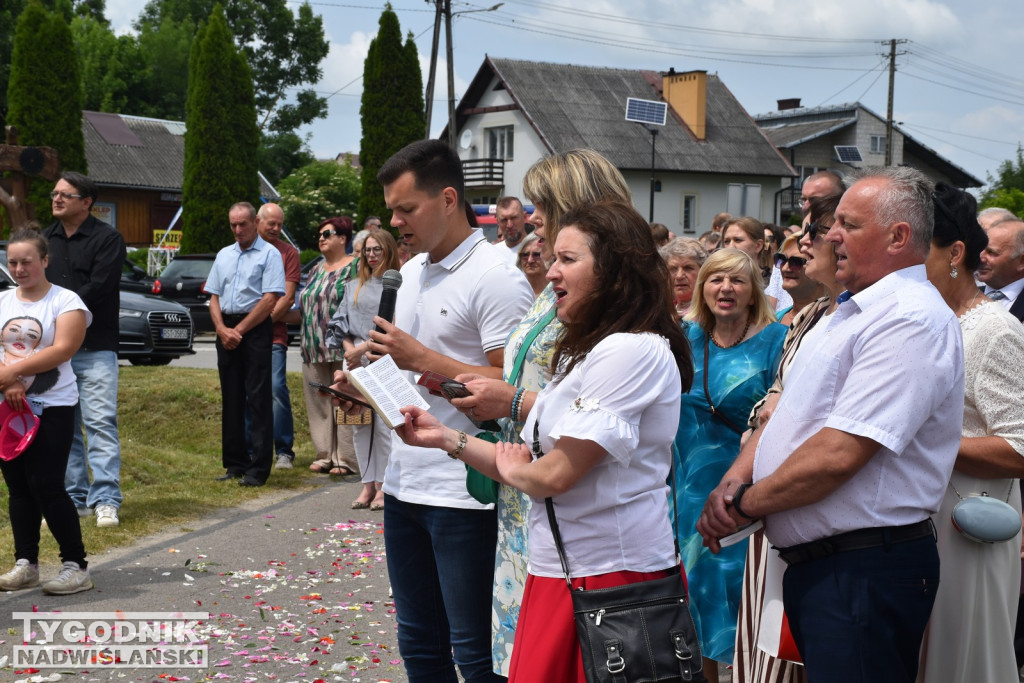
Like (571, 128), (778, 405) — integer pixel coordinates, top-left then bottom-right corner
(216, 317), (273, 483)
(0, 404), (86, 566)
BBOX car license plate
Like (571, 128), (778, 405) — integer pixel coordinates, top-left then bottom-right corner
(161, 328), (189, 339)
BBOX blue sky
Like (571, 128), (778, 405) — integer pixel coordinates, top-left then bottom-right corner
(107, 0), (1024, 186)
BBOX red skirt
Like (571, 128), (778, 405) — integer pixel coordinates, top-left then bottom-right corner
(508, 566), (682, 683)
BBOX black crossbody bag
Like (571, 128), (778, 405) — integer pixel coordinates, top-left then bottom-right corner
(535, 423), (707, 683)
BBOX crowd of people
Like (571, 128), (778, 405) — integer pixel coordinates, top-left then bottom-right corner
(0, 150), (1020, 683)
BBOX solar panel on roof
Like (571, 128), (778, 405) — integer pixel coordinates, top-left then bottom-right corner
(834, 145), (863, 163)
(625, 97), (667, 126)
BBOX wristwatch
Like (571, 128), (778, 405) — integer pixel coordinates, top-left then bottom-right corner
(732, 483), (756, 520)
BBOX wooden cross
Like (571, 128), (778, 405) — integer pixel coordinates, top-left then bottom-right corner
(0, 126), (61, 228)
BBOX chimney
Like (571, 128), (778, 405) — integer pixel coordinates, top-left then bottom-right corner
(777, 98), (801, 111)
(662, 70), (706, 140)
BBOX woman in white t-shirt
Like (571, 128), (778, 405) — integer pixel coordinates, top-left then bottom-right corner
(0, 229), (93, 596)
(394, 201), (694, 682)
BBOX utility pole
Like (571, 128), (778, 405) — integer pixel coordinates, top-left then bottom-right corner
(884, 38), (907, 167)
(444, 0), (456, 150)
(423, 0), (442, 138)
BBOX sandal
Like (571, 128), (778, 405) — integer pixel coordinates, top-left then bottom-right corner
(329, 466), (356, 476)
(351, 499), (371, 509)
(309, 460), (332, 474)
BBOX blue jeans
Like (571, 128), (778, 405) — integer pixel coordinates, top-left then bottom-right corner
(246, 343), (294, 458)
(384, 494), (503, 683)
(783, 534), (939, 683)
(65, 350), (122, 510)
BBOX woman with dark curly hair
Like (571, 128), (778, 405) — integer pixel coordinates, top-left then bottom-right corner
(395, 201), (694, 682)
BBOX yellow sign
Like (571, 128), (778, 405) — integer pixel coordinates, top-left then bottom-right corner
(153, 230), (182, 247)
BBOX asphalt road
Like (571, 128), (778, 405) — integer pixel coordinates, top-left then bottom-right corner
(0, 478), (406, 682)
(120, 334), (305, 373)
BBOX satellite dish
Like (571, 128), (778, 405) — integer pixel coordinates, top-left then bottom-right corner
(459, 129), (473, 150)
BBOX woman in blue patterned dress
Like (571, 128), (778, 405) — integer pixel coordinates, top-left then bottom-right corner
(450, 149), (632, 676)
(675, 248), (786, 681)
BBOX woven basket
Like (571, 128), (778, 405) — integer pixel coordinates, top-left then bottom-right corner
(336, 406), (373, 426)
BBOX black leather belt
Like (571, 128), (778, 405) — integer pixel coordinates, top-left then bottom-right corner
(222, 313), (248, 326)
(776, 519), (935, 566)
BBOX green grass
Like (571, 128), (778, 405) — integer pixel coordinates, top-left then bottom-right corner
(0, 367), (328, 564)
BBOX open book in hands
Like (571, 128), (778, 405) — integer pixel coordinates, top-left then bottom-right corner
(344, 354), (430, 429)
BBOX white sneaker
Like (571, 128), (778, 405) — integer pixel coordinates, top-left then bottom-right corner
(0, 559), (39, 591)
(275, 454), (294, 469)
(95, 504), (119, 528)
(41, 561), (93, 595)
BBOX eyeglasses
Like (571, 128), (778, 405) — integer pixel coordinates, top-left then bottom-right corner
(774, 253), (808, 269)
(804, 222), (830, 241)
(50, 191), (83, 201)
(521, 251), (543, 262)
(318, 229), (336, 240)
(362, 246), (383, 255)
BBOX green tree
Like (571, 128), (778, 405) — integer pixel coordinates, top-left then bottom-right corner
(258, 130), (315, 187)
(276, 159), (360, 249)
(136, 0), (328, 136)
(180, 3), (258, 254)
(73, 16), (147, 114)
(6, 0), (86, 223)
(980, 145), (1024, 216)
(358, 7), (425, 226)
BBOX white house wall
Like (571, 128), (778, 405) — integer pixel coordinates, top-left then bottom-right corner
(624, 172), (787, 232)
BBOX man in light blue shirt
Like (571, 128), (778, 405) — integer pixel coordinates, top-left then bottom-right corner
(205, 202), (285, 486)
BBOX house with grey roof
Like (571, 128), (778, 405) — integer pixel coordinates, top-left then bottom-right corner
(445, 57), (797, 233)
(754, 100), (982, 219)
(82, 110), (279, 247)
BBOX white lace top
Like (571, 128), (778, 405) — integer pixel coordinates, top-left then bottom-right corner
(955, 301), (1024, 503)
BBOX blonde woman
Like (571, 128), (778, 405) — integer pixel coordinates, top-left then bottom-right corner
(327, 229), (401, 510)
(676, 248), (786, 680)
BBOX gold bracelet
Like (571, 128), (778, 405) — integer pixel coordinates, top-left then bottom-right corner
(446, 430), (467, 460)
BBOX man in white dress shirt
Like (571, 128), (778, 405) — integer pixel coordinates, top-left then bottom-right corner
(493, 196), (529, 264)
(976, 219), (1024, 321)
(698, 167), (965, 683)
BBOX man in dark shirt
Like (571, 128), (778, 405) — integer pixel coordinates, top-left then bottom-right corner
(43, 171), (127, 528)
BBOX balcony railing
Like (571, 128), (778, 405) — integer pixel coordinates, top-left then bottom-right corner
(463, 158), (504, 188)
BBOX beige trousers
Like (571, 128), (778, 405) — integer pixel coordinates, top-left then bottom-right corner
(300, 361), (358, 472)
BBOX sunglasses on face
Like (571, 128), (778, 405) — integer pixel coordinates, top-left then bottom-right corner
(774, 253), (808, 269)
(362, 246), (383, 255)
(520, 251), (544, 262)
(804, 222), (830, 241)
(318, 229), (337, 240)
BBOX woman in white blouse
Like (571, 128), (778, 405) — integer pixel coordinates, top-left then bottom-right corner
(918, 183), (1024, 683)
(394, 201), (693, 682)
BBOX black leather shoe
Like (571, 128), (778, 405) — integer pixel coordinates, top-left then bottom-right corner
(239, 475), (264, 487)
(215, 472), (242, 481)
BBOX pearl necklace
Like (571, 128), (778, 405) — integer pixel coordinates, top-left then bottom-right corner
(711, 312), (752, 349)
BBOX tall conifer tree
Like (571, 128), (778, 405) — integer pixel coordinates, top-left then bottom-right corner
(6, 0), (86, 224)
(180, 3), (258, 254)
(358, 5), (425, 226)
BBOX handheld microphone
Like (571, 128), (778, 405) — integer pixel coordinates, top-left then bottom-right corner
(374, 270), (403, 334)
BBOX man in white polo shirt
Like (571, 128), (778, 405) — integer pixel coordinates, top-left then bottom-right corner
(698, 167), (964, 683)
(360, 140), (532, 683)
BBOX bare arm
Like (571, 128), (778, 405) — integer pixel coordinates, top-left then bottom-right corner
(956, 436), (1024, 479)
(730, 427), (879, 520)
(0, 310), (87, 394)
(270, 281), (297, 323)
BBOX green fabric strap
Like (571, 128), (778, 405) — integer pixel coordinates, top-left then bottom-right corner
(508, 307), (556, 387)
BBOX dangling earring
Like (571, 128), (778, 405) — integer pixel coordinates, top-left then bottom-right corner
(950, 261), (959, 279)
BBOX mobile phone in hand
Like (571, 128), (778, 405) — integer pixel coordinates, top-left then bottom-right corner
(440, 381), (501, 432)
(308, 381), (371, 409)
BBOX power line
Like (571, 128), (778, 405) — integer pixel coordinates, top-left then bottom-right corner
(818, 58), (889, 107)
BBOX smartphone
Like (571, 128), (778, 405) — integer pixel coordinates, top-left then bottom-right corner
(308, 381), (372, 409)
(440, 380), (472, 400)
(440, 381), (502, 432)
